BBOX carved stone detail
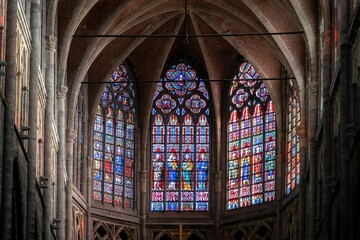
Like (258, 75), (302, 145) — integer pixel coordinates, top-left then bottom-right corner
(57, 85), (68, 99)
(307, 82), (318, 96)
(46, 36), (57, 52)
(67, 128), (77, 143)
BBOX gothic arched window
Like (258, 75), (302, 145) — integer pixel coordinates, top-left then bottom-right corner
(73, 85), (86, 194)
(151, 63), (210, 212)
(93, 64), (135, 208)
(286, 80), (300, 194)
(227, 61), (276, 210)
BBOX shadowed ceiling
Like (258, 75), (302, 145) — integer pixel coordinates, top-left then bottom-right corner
(56, 0), (316, 130)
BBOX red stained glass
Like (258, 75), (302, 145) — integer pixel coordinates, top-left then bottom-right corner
(151, 63), (210, 212)
(286, 80), (301, 194)
(92, 64), (135, 208)
(228, 61), (276, 210)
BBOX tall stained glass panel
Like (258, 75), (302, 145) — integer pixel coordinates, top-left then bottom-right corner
(286, 80), (301, 194)
(151, 63), (210, 212)
(92, 64), (135, 208)
(227, 61), (276, 210)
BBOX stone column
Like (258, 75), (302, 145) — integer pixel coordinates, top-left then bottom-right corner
(43, 35), (56, 240)
(214, 170), (222, 240)
(26, 0), (42, 239)
(321, 30), (332, 240)
(66, 128), (76, 240)
(339, 43), (351, 240)
(57, 85), (68, 240)
(339, 1), (350, 239)
(298, 125), (307, 240)
(0, 0), (17, 238)
(276, 153), (283, 240)
(307, 82), (318, 240)
(140, 170), (147, 240)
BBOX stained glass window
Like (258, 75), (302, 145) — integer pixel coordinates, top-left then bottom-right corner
(151, 63), (210, 212)
(286, 80), (300, 194)
(93, 64), (135, 208)
(227, 61), (276, 210)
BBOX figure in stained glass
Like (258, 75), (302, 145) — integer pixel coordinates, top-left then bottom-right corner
(92, 64), (135, 208)
(227, 61), (276, 210)
(151, 62), (210, 212)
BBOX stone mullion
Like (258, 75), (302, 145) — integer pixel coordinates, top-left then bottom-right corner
(0, 0), (17, 238)
(178, 121), (183, 211)
(262, 103), (266, 203)
(112, 114), (116, 206)
(101, 112), (106, 203)
(163, 117), (168, 209)
(26, 0), (41, 239)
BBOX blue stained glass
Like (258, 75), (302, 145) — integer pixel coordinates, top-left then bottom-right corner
(197, 182), (208, 190)
(151, 202), (164, 211)
(94, 151), (103, 159)
(151, 63), (209, 212)
(167, 171), (178, 181)
(196, 202), (208, 211)
(166, 202), (179, 211)
(197, 171), (208, 181)
(197, 161), (208, 170)
(94, 171), (102, 180)
(228, 61), (277, 209)
(93, 64), (135, 207)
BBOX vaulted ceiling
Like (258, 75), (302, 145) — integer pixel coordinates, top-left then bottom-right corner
(56, 0), (317, 133)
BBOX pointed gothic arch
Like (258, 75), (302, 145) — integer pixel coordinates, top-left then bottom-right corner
(150, 61), (211, 212)
(92, 63), (136, 208)
(227, 61), (276, 210)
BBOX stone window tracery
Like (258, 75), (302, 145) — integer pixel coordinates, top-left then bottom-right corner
(93, 64), (135, 208)
(151, 63), (210, 212)
(227, 61), (276, 209)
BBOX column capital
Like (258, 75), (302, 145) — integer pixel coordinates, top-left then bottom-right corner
(46, 36), (57, 52)
(66, 128), (76, 143)
(140, 170), (148, 179)
(57, 86), (68, 99)
(307, 82), (318, 96)
(322, 30), (332, 44)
